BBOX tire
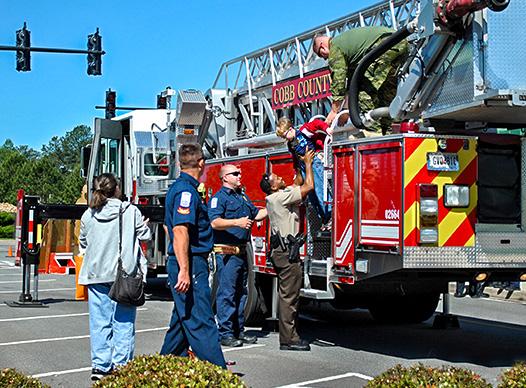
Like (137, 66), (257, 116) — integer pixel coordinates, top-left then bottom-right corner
(210, 245), (272, 326)
(368, 292), (440, 324)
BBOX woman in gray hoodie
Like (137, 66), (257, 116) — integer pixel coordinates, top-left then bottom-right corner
(79, 173), (151, 381)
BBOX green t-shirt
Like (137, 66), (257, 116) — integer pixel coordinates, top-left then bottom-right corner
(329, 26), (393, 100)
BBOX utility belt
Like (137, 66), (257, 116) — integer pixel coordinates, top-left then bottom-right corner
(213, 244), (247, 256)
(269, 231), (306, 263)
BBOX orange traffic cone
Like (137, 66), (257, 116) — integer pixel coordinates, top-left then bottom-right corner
(7, 246), (13, 257)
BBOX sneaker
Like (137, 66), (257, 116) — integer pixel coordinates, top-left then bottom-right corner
(279, 339), (311, 351)
(91, 368), (111, 381)
(238, 333), (257, 344)
(220, 336), (243, 347)
(320, 220), (332, 232)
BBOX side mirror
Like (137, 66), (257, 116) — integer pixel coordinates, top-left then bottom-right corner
(80, 145), (92, 178)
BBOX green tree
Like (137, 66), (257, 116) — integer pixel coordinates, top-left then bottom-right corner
(0, 126), (92, 205)
(41, 125), (92, 173)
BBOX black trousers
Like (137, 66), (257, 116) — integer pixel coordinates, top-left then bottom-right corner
(271, 249), (302, 345)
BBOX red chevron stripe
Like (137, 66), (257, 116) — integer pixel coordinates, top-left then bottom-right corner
(404, 137), (425, 160)
(404, 225), (418, 246)
(444, 208), (477, 246)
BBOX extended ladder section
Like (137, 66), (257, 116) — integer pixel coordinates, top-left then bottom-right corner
(205, 0), (418, 156)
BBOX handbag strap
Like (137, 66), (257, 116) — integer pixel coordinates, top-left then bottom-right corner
(118, 203), (143, 274)
(118, 203), (123, 267)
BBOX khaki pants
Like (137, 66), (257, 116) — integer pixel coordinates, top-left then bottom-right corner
(271, 249), (303, 345)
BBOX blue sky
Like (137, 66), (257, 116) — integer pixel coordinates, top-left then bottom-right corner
(1, 1), (376, 150)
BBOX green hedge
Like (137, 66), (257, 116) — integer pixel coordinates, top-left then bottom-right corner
(0, 225), (14, 239)
(0, 368), (49, 388)
(499, 362), (526, 387)
(0, 212), (15, 239)
(94, 354), (245, 387)
(0, 212), (15, 227)
(366, 364), (491, 388)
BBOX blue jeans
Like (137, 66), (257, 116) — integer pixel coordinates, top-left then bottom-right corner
(215, 253), (248, 339)
(87, 283), (137, 372)
(299, 156), (332, 223)
(160, 255), (226, 368)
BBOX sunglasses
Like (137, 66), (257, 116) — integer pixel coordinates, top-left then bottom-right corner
(225, 171), (241, 177)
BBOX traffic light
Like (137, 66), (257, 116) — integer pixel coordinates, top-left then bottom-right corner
(87, 28), (102, 76)
(105, 89), (116, 119)
(16, 23), (31, 72)
(157, 94), (167, 109)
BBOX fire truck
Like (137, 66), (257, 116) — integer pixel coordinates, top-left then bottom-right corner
(16, 0), (526, 325)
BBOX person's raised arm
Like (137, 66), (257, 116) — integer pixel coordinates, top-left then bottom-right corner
(299, 148), (315, 199)
(172, 224), (191, 293)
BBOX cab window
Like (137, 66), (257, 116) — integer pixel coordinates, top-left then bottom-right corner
(144, 153), (169, 176)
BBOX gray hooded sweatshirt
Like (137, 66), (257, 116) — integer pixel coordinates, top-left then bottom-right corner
(78, 198), (151, 285)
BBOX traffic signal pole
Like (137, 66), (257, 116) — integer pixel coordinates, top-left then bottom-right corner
(0, 23), (105, 75)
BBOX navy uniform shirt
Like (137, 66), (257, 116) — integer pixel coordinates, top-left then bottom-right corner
(208, 186), (259, 245)
(165, 172), (213, 255)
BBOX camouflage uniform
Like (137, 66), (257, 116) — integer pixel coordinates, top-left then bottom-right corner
(328, 27), (408, 134)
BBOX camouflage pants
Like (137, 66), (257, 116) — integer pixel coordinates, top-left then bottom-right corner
(355, 40), (408, 134)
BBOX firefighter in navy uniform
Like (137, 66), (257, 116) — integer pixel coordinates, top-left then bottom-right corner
(209, 164), (267, 347)
(260, 148), (315, 351)
(160, 144), (226, 368)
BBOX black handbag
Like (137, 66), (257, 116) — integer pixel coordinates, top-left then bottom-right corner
(108, 205), (145, 307)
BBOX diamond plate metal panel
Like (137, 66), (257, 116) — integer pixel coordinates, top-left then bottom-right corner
(424, 4), (526, 122)
(485, 1), (526, 90)
(134, 131), (170, 148)
(306, 206), (331, 260)
(404, 232), (526, 268)
(426, 39), (474, 115)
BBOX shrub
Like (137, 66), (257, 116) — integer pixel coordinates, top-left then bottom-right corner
(0, 212), (15, 227)
(366, 363), (491, 388)
(94, 354), (246, 387)
(498, 362), (526, 387)
(0, 368), (50, 388)
(0, 225), (15, 239)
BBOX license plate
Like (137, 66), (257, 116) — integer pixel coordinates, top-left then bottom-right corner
(426, 153), (459, 172)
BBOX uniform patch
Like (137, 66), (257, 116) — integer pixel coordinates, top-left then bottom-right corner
(177, 206), (190, 215)
(180, 192), (192, 207)
(210, 197), (218, 209)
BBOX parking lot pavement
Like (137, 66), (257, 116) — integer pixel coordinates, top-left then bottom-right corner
(1, 246), (526, 388)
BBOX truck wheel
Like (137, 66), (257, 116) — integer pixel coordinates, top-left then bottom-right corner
(368, 292), (440, 324)
(244, 245), (272, 326)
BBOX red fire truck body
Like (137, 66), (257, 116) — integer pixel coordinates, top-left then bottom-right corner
(14, 0), (526, 322)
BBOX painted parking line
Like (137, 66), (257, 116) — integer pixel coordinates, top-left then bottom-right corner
(275, 372), (373, 388)
(0, 287), (75, 294)
(31, 343), (265, 378)
(0, 326), (169, 346)
(0, 279), (56, 284)
(33, 367), (92, 378)
(0, 308), (148, 323)
(223, 344), (265, 352)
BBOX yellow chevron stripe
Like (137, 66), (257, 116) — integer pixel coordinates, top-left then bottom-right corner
(404, 139), (436, 187)
(438, 183), (477, 245)
(404, 201), (418, 240)
(434, 139), (477, 246)
(465, 233), (475, 247)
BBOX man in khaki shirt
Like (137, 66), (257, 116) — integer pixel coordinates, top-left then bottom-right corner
(259, 148), (314, 351)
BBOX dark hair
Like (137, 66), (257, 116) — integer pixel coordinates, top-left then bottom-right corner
(260, 173), (273, 195)
(179, 143), (204, 169)
(90, 173), (121, 210)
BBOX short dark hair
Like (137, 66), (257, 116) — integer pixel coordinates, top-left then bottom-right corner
(260, 173), (272, 195)
(179, 143), (203, 169)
